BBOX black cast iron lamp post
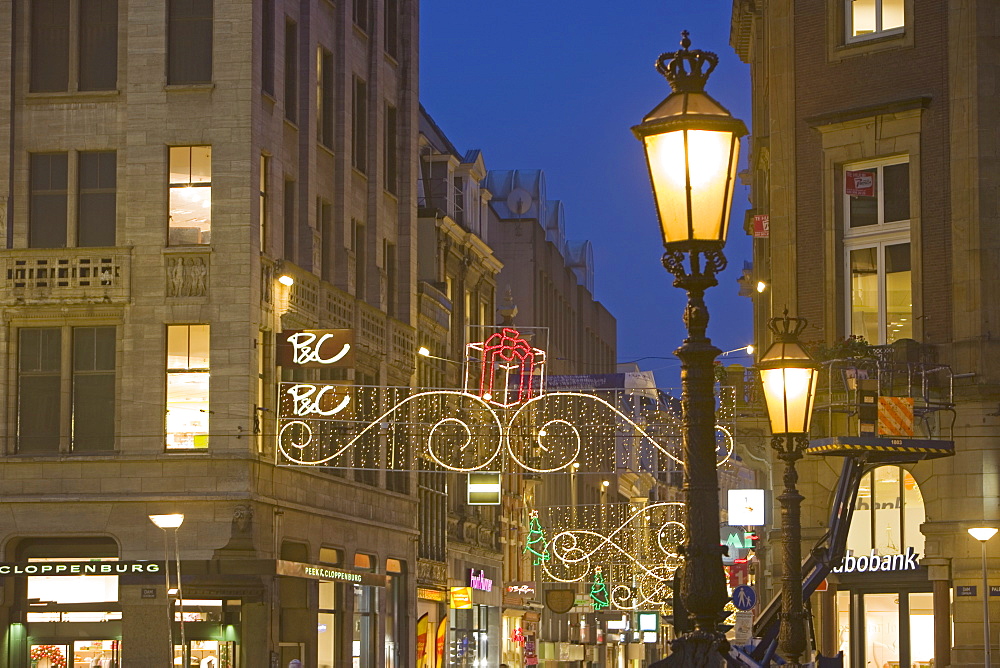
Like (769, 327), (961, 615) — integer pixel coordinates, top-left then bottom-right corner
(757, 313), (820, 666)
(633, 31), (746, 666)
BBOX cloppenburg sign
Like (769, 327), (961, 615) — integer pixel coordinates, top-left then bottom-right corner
(831, 547), (920, 575)
(0, 561), (162, 576)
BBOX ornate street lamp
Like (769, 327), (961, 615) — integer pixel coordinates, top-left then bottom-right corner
(633, 31), (746, 666)
(968, 526), (999, 668)
(757, 313), (820, 666)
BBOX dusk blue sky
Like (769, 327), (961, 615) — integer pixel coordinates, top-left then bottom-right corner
(420, 1), (755, 384)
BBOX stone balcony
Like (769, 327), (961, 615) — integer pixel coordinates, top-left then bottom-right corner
(0, 247), (131, 305)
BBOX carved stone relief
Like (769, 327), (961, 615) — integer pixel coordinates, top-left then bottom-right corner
(166, 255), (209, 297)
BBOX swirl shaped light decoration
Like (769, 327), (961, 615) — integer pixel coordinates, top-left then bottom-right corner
(277, 327), (736, 471)
(276, 383), (735, 473)
(538, 502), (687, 611)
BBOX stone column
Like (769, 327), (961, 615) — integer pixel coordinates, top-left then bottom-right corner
(120, 582), (171, 666)
(924, 557), (952, 668)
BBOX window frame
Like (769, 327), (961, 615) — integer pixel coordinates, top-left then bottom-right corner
(166, 0), (213, 85)
(352, 77), (368, 173)
(842, 156), (912, 345)
(168, 145), (212, 246)
(165, 324), (210, 450)
(844, 0), (905, 44)
(16, 325), (117, 454)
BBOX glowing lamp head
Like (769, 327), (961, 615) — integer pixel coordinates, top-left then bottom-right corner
(278, 274), (294, 287)
(757, 313), (819, 436)
(149, 513), (185, 529)
(632, 32), (747, 252)
(746, 344), (755, 355)
(602, 480), (611, 488)
(968, 527), (999, 542)
(418, 346), (431, 357)
(756, 281), (767, 293)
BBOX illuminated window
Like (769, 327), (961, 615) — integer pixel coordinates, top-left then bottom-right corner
(846, 0), (904, 41)
(843, 158), (911, 344)
(845, 465), (924, 557)
(168, 146), (212, 245)
(166, 324), (210, 449)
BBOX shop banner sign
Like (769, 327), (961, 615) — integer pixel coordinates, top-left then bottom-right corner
(752, 214), (769, 238)
(0, 561), (163, 576)
(277, 329), (354, 368)
(831, 547), (919, 574)
(415, 614), (429, 667)
(276, 560), (387, 587)
(450, 586), (473, 609)
(546, 589), (575, 614)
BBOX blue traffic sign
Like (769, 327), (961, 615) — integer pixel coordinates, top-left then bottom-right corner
(732, 585), (757, 611)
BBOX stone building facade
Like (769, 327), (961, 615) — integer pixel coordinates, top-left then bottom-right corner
(732, 1), (1000, 665)
(0, 0), (419, 666)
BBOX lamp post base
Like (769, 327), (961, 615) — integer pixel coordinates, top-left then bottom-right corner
(651, 630), (728, 667)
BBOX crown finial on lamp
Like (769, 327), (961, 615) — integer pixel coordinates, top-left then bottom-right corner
(655, 31), (719, 93)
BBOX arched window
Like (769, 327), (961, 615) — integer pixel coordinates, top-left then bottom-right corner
(845, 465), (924, 557)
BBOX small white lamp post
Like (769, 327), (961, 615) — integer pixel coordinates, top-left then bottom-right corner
(151, 514), (187, 666)
(969, 526), (999, 668)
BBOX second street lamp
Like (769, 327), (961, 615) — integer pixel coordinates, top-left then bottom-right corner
(757, 313), (820, 666)
(633, 31), (746, 666)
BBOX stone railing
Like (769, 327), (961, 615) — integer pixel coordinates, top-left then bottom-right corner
(0, 247), (130, 304)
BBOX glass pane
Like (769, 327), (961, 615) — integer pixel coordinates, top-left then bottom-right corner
(845, 472), (873, 555)
(20, 328), (61, 372)
(73, 640), (120, 666)
(851, 0), (877, 35)
(319, 611), (337, 668)
(19, 376), (61, 453)
(30, 644), (71, 667)
(74, 326), (115, 371)
(909, 592), (935, 664)
(73, 373), (115, 451)
(320, 582), (337, 610)
(873, 466), (902, 554)
(188, 324), (210, 368)
(166, 371), (210, 449)
(836, 591), (852, 667)
(169, 185), (212, 244)
(169, 147), (192, 184)
(28, 559), (118, 603)
(863, 593), (900, 667)
(190, 640), (221, 665)
(190, 146), (212, 183)
(903, 469), (925, 554)
(883, 162), (910, 222)
(850, 247), (879, 343)
(167, 325), (189, 369)
(885, 243), (912, 343)
(847, 168), (878, 228)
(883, 0), (905, 30)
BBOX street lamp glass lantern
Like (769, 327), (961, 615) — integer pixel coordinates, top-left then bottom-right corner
(758, 317), (819, 436)
(632, 34), (747, 252)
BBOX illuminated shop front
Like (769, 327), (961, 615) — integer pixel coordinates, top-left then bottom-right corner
(449, 567), (501, 667)
(830, 465), (935, 668)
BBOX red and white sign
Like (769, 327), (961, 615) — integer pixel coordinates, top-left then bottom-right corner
(845, 170), (876, 197)
(752, 214), (769, 238)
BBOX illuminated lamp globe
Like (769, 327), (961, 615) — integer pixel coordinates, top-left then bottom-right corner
(969, 527), (999, 542)
(757, 313), (819, 436)
(632, 32), (747, 251)
(278, 274), (294, 287)
(149, 513), (185, 529)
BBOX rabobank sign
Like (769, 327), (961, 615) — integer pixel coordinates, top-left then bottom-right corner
(831, 547), (919, 575)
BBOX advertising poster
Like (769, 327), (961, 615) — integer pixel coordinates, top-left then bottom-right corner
(415, 614), (428, 667)
(845, 170), (876, 197)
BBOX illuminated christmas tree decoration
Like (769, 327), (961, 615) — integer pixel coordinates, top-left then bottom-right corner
(523, 509), (551, 565)
(590, 567), (610, 610)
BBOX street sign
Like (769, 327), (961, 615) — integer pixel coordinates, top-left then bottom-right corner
(956, 585), (977, 597)
(732, 585), (757, 611)
(991, 585), (1000, 596)
(734, 611), (754, 645)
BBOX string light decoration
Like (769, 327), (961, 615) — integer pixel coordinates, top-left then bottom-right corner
(30, 645), (68, 668)
(524, 509), (551, 565)
(535, 501), (687, 611)
(276, 384), (735, 473)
